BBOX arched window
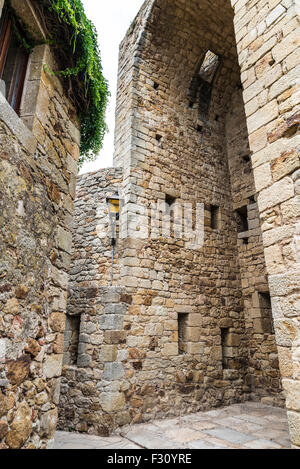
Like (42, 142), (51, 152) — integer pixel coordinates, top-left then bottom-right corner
(189, 50), (220, 120)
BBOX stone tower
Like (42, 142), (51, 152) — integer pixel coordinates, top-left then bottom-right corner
(61, 0), (300, 449)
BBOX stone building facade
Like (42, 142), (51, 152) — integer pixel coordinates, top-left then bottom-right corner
(0, 0), (80, 449)
(60, 0), (300, 449)
(1, 0), (299, 451)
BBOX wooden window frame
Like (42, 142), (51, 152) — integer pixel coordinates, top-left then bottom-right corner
(0, 5), (29, 115)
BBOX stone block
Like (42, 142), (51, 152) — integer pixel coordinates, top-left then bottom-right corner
(253, 163), (272, 192)
(3, 298), (19, 315)
(187, 314), (203, 327)
(104, 331), (127, 344)
(247, 100), (278, 134)
(98, 315), (124, 331)
(225, 333), (241, 347)
(283, 379), (300, 411)
(277, 346), (293, 378)
(266, 4), (286, 26)
(6, 356), (31, 385)
(40, 408), (58, 439)
(104, 303), (127, 315)
(99, 345), (118, 362)
(281, 195), (300, 222)
(0, 93), (37, 154)
(274, 318), (298, 347)
(44, 354), (63, 379)
(269, 271), (300, 296)
(264, 244), (285, 274)
(219, 318), (233, 328)
(271, 150), (300, 182)
(99, 392), (125, 412)
(103, 362), (125, 381)
(5, 402), (32, 449)
(162, 343), (178, 356)
(55, 226), (72, 253)
(269, 65), (300, 101)
(186, 343), (204, 355)
(77, 354), (92, 368)
(184, 327), (200, 342)
(287, 411), (300, 446)
(249, 127), (268, 153)
(273, 29), (300, 63)
(258, 177), (294, 212)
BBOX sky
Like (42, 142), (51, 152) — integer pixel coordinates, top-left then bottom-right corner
(80, 0), (145, 175)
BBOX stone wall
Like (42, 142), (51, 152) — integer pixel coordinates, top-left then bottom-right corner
(59, 0), (292, 437)
(113, 0), (283, 425)
(0, 2), (79, 449)
(59, 169), (126, 434)
(230, 0), (300, 448)
(225, 86), (283, 402)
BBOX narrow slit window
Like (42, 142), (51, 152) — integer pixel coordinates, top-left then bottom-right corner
(63, 315), (81, 366)
(210, 204), (220, 230)
(259, 292), (274, 334)
(199, 50), (220, 84)
(221, 328), (230, 370)
(188, 50), (220, 119)
(178, 313), (188, 355)
(0, 5), (29, 115)
(235, 206), (248, 233)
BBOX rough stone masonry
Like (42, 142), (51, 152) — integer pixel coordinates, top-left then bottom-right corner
(60, 0), (300, 450)
(0, 0), (79, 449)
(1, 0), (300, 451)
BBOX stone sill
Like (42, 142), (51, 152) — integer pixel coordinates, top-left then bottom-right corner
(238, 231), (250, 239)
(0, 91), (37, 155)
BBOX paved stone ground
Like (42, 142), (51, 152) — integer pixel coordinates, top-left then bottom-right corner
(54, 402), (291, 449)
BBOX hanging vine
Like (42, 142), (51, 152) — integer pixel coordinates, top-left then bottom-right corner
(36, 0), (109, 166)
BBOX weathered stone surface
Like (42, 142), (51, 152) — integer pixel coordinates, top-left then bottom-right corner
(283, 380), (300, 412)
(1, 0), (297, 449)
(287, 411), (300, 446)
(3, 298), (20, 315)
(58, 0), (300, 441)
(5, 402), (32, 449)
(43, 355), (63, 379)
(6, 356), (31, 386)
(103, 363), (124, 381)
(99, 392), (126, 412)
(40, 409), (58, 439)
(0, 421), (8, 440)
(25, 339), (40, 357)
(0, 0), (80, 450)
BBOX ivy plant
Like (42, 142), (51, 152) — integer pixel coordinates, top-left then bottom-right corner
(38, 0), (109, 166)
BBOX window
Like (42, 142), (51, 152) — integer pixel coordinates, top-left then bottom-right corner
(252, 291), (275, 334)
(0, 5), (29, 115)
(178, 313), (188, 355)
(210, 204), (221, 230)
(199, 51), (220, 84)
(258, 292), (274, 334)
(235, 206), (249, 232)
(236, 206), (249, 245)
(165, 194), (176, 208)
(221, 328), (230, 370)
(189, 50), (220, 120)
(63, 315), (81, 366)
